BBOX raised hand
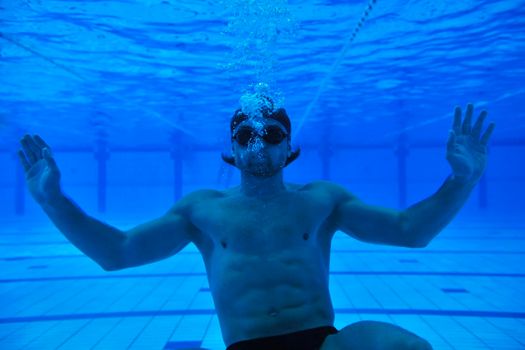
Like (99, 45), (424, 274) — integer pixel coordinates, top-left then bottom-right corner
(18, 134), (62, 205)
(447, 104), (495, 183)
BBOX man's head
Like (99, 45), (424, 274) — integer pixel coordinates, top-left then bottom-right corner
(221, 95), (300, 176)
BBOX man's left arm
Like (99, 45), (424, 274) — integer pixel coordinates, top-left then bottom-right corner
(399, 104), (495, 247)
(402, 174), (476, 247)
(333, 104), (495, 248)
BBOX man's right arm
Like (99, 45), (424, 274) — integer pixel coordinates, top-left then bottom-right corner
(42, 191), (201, 271)
(120, 195), (199, 269)
(19, 134), (201, 271)
(41, 192), (127, 271)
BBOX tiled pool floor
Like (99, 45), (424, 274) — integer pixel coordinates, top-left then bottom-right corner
(1, 222), (524, 349)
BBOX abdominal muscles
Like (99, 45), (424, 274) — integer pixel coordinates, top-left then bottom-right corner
(205, 246), (335, 345)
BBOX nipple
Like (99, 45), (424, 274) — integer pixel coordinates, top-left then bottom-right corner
(221, 240), (228, 249)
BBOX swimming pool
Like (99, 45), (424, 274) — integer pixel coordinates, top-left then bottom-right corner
(1, 0), (524, 349)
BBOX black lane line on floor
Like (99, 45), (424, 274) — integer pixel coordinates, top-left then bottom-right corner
(2, 270), (525, 284)
(2, 249), (525, 262)
(1, 308), (524, 324)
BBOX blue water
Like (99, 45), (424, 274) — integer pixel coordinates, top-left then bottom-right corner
(1, 0), (525, 349)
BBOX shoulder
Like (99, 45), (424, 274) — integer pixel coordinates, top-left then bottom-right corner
(301, 180), (357, 201)
(168, 189), (224, 214)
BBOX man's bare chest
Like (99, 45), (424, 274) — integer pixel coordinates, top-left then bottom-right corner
(190, 189), (337, 255)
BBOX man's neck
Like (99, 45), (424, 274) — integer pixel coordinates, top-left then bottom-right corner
(240, 170), (287, 197)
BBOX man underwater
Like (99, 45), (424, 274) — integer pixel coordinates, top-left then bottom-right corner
(18, 95), (495, 349)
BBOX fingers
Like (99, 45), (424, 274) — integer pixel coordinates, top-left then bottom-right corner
(17, 150), (31, 172)
(20, 135), (39, 164)
(453, 106), (462, 134)
(450, 104), (495, 152)
(19, 134), (48, 171)
(34, 134), (50, 150)
(42, 147), (58, 170)
(471, 110), (487, 140)
(447, 130), (456, 153)
(455, 104), (492, 144)
(462, 103), (473, 134)
(480, 122), (496, 146)
(35, 134), (55, 161)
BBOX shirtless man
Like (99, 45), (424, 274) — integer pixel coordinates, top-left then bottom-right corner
(18, 98), (494, 350)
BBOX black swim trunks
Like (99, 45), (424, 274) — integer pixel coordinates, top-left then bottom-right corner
(226, 326), (339, 350)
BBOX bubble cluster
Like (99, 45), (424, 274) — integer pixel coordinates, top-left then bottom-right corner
(236, 84), (278, 155)
(221, 0), (297, 84)
(247, 129), (265, 153)
(239, 82), (284, 119)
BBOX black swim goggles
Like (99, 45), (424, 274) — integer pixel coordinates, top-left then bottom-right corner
(232, 125), (288, 146)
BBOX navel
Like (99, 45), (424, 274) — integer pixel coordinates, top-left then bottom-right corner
(220, 240), (228, 249)
(303, 232), (310, 240)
